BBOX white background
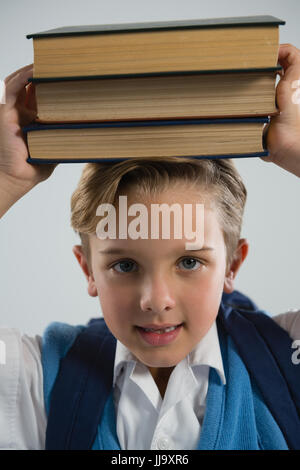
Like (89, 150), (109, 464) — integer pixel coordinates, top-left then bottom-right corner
(0, 0), (299, 336)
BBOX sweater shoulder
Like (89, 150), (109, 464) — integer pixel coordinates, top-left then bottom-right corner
(41, 321), (87, 415)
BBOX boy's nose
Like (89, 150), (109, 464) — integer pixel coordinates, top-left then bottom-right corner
(139, 274), (176, 314)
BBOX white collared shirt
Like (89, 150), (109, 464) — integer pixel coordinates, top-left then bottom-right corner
(113, 322), (225, 450)
(0, 310), (299, 449)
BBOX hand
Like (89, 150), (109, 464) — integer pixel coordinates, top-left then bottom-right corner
(262, 43), (300, 177)
(0, 64), (58, 191)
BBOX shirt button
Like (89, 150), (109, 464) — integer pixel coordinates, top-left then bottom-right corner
(157, 436), (171, 450)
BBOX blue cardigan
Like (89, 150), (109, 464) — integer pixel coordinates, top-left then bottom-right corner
(41, 316), (289, 450)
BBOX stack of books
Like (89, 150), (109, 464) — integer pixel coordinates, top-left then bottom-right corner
(23, 15), (285, 163)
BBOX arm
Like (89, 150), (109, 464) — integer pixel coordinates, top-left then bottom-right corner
(0, 64), (58, 218)
(0, 328), (46, 449)
(262, 43), (300, 177)
(0, 65), (57, 448)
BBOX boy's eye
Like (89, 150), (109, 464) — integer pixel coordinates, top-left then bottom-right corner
(111, 257), (202, 274)
(112, 260), (137, 273)
(178, 257), (202, 271)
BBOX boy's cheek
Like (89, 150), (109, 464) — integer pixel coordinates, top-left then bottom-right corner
(99, 295), (134, 331)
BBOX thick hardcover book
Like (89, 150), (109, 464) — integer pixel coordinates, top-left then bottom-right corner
(26, 15), (285, 79)
(31, 69), (280, 123)
(22, 117), (269, 163)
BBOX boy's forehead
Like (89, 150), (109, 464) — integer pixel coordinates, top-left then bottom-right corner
(94, 238), (216, 258)
(90, 203), (222, 253)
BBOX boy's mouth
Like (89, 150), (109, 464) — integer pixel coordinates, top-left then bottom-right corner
(136, 323), (183, 346)
(138, 323), (183, 333)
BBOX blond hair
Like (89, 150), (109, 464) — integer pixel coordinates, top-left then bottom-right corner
(70, 157), (247, 273)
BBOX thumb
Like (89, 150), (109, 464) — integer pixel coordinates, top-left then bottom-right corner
(35, 162), (59, 183)
(260, 122), (271, 162)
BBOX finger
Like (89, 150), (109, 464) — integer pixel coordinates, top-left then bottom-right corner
(37, 162), (59, 182)
(262, 122), (270, 150)
(260, 125), (272, 162)
(15, 82), (36, 113)
(4, 64), (33, 84)
(274, 45), (300, 116)
(24, 82), (37, 112)
(277, 44), (300, 73)
(261, 123), (274, 163)
(18, 106), (37, 127)
(15, 84), (27, 107)
(4, 66), (34, 109)
(260, 154), (272, 163)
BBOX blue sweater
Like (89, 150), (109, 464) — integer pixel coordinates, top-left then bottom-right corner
(41, 319), (288, 450)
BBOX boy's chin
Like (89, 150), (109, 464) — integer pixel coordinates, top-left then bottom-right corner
(134, 349), (187, 370)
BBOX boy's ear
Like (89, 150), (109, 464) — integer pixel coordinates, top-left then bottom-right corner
(72, 245), (98, 297)
(223, 238), (249, 294)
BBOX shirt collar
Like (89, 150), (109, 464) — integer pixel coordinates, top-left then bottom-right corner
(188, 321), (226, 385)
(113, 321), (226, 387)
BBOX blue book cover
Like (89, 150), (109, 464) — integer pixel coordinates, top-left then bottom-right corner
(23, 117), (270, 163)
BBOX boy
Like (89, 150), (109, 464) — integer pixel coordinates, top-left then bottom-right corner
(0, 44), (299, 450)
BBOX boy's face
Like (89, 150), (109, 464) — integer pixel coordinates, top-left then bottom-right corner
(73, 187), (248, 378)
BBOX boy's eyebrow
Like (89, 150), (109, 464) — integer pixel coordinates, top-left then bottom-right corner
(98, 247), (214, 255)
